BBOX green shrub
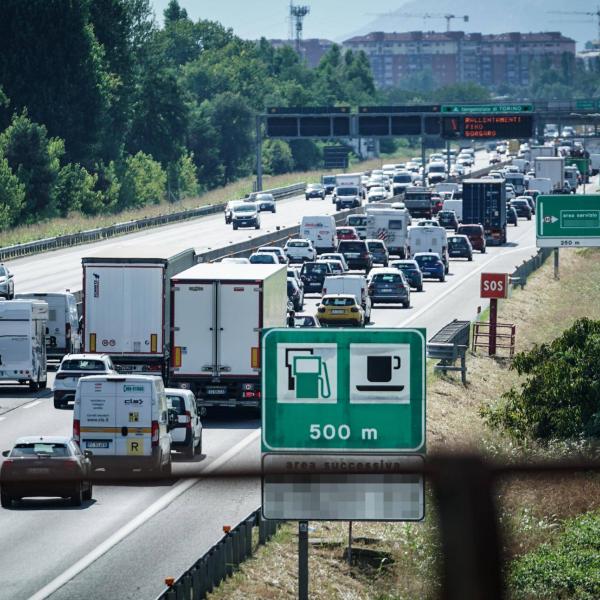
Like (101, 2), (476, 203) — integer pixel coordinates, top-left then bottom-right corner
(118, 151), (166, 209)
(510, 511), (600, 599)
(482, 318), (600, 441)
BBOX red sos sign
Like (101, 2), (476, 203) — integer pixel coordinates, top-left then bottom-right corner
(480, 273), (509, 299)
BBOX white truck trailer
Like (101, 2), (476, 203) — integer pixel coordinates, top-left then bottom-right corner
(81, 247), (196, 375)
(0, 300), (48, 390)
(534, 157), (565, 192)
(169, 263), (287, 411)
(365, 207), (410, 258)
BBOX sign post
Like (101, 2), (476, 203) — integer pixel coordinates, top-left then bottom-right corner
(480, 273), (509, 356)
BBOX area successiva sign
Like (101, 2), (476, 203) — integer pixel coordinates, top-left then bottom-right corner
(480, 273), (509, 299)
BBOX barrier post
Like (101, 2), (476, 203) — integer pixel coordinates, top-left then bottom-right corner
(298, 521), (309, 600)
(488, 298), (498, 356)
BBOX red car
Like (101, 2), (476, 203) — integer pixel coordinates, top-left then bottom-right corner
(431, 194), (444, 215)
(456, 224), (486, 253)
(336, 226), (359, 241)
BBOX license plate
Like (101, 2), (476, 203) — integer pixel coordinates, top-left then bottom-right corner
(86, 441), (109, 449)
(331, 309), (345, 314)
(27, 467), (50, 475)
(346, 253), (359, 258)
(206, 387), (227, 395)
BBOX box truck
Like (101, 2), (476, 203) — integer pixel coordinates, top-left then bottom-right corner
(365, 207), (410, 258)
(529, 145), (555, 161)
(534, 157), (565, 192)
(404, 187), (434, 218)
(462, 179), (507, 245)
(169, 263), (287, 411)
(333, 173), (362, 209)
(82, 247), (196, 375)
(0, 300), (48, 390)
(15, 292), (81, 358)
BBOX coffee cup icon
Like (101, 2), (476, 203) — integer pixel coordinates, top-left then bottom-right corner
(356, 355), (404, 392)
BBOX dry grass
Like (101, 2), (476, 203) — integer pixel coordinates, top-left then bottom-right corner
(0, 152), (412, 248)
(207, 248), (600, 600)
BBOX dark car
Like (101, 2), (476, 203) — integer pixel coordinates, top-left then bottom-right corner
(337, 240), (373, 272)
(517, 195), (535, 215)
(510, 199), (532, 220)
(437, 210), (459, 230)
(456, 224), (486, 253)
(414, 252), (445, 282)
(448, 234), (473, 261)
(368, 269), (411, 307)
(365, 239), (389, 267)
(287, 278), (304, 311)
(507, 205), (518, 226)
(1, 436), (93, 508)
(321, 176), (336, 195)
(300, 261), (333, 294)
(390, 259), (423, 292)
(305, 183), (326, 200)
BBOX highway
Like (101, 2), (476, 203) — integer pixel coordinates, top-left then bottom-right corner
(0, 151), (558, 600)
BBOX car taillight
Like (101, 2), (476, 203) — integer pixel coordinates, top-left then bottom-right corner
(66, 322), (71, 341)
(184, 411), (192, 429)
(63, 458), (79, 470)
(73, 419), (80, 443)
(151, 420), (159, 447)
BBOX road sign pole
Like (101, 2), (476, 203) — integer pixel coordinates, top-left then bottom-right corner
(489, 299), (498, 356)
(255, 115), (263, 192)
(298, 521), (309, 600)
(554, 248), (560, 280)
(347, 521), (353, 565)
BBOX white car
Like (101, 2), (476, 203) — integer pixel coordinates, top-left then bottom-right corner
(367, 186), (387, 203)
(249, 252), (278, 264)
(284, 238), (317, 263)
(53, 354), (117, 409)
(220, 257), (250, 264)
(166, 388), (203, 459)
(317, 259), (344, 275)
(319, 253), (349, 271)
(0, 264), (14, 300)
(256, 246), (287, 264)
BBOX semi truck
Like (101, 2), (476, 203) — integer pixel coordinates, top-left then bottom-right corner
(462, 179), (507, 245)
(404, 187), (434, 219)
(0, 300), (48, 390)
(81, 247), (196, 376)
(534, 157), (565, 192)
(365, 207), (410, 258)
(169, 263), (287, 411)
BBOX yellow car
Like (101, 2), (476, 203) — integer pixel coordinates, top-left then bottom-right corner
(317, 294), (365, 327)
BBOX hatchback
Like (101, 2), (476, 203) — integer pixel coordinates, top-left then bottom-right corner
(337, 240), (373, 272)
(1, 436), (93, 508)
(365, 239), (389, 267)
(448, 235), (474, 261)
(251, 192), (276, 213)
(256, 246), (287, 264)
(336, 226), (359, 241)
(389, 259), (423, 292)
(165, 389), (203, 459)
(414, 252), (445, 282)
(305, 183), (325, 200)
(437, 210), (459, 230)
(317, 294), (364, 327)
(367, 268), (411, 307)
(249, 252), (278, 264)
(320, 253), (349, 271)
(300, 261), (333, 293)
(510, 199), (532, 220)
(456, 224), (486, 253)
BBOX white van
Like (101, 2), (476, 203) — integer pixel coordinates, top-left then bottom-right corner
(16, 292), (81, 358)
(73, 374), (172, 474)
(0, 300), (48, 390)
(322, 275), (371, 324)
(526, 177), (552, 195)
(442, 199), (463, 221)
(300, 215), (337, 254)
(407, 226), (449, 273)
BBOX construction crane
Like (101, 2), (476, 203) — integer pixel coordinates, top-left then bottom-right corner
(548, 7), (600, 43)
(289, 2), (310, 53)
(366, 12), (469, 32)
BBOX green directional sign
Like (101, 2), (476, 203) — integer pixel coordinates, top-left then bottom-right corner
(261, 328), (426, 452)
(441, 104), (533, 114)
(537, 195), (600, 248)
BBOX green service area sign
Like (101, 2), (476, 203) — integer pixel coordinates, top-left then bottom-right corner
(537, 195), (600, 248)
(261, 328), (426, 453)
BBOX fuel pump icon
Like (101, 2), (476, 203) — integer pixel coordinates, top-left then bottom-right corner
(292, 355), (331, 400)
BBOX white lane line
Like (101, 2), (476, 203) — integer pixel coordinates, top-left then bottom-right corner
(0, 416), (6, 422)
(401, 244), (537, 327)
(21, 400), (42, 409)
(28, 428), (261, 600)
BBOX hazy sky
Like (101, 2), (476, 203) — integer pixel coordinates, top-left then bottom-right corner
(151, 0), (399, 41)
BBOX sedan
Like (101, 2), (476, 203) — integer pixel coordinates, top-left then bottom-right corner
(510, 199), (532, 220)
(414, 252), (445, 282)
(390, 259), (423, 292)
(1, 436), (93, 508)
(251, 193), (276, 213)
(448, 235), (473, 261)
(305, 184), (326, 200)
(365, 239), (389, 267)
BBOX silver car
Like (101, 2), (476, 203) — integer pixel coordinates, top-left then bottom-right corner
(0, 264), (15, 299)
(250, 192), (276, 213)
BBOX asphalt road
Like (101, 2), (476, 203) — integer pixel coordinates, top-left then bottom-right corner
(0, 150), (545, 600)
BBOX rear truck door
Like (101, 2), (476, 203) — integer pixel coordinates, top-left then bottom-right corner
(218, 282), (260, 377)
(79, 378), (117, 457)
(172, 282), (215, 376)
(115, 380), (153, 458)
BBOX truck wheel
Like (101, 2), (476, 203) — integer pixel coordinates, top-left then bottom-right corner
(29, 380), (40, 392)
(39, 379), (47, 390)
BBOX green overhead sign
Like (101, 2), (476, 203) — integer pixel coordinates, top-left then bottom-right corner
(261, 328), (426, 453)
(537, 195), (600, 248)
(441, 104), (533, 114)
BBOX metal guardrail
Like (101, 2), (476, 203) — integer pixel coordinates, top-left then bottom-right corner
(427, 320), (471, 385)
(157, 509), (280, 600)
(511, 248), (553, 288)
(0, 183), (306, 262)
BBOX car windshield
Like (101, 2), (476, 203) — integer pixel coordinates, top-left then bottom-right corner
(339, 242), (365, 252)
(166, 395), (186, 414)
(287, 241), (308, 247)
(258, 248), (279, 254)
(255, 194), (274, 201)
(394, 174), (412, 183)
(11, 443), (70, 457)
(322, 297), (354, 307)
(449, 237), (467, 245)
(235, 204), (256, 213)
(303, 264), (328, 275)
(348, 217), (366, 226)
(512, 200), (527, 206)
(459, 226), (482, 235)
(308, 184), (322, 190)
(322, 177), (335, 184)
(367, 242), (385, 251)
(337, 187), (357, 195)
(416, 255), (438, 265)
(370, 187), (385, 194)
(429, 165), (445, 172)
(250, 255), (275, 263)
(61, 359), (107, 371)
(294, 316), (315, 327)
(373, 274), (402, 284)
(0, 266), (6, 277)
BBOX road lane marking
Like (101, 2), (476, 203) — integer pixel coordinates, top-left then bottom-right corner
(401, 244), (537, 327)
(22, 400), (42, 409)
(28, 427), (260, 600)
(0, 416), (5, 422)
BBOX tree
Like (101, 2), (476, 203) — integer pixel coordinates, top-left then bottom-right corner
(0, 112), (61, 222)
(0, 157), (25, 230)
(163, 0), (187, 23)
(263, 139), (294, 175)
(53, 163), (103, 216)
(483, 318), (600, 441)
(118, 151), (166, 209)
(94, 160), (121, 213)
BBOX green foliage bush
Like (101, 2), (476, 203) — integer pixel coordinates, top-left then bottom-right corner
(0, 157), (24, 229)
(118, 152), (166, 209)
(510, 511), (600, 599)
(482, 318), (600, 441)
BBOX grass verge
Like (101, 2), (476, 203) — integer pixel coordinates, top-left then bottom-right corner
(0, 152), (412, 248)
(206, 247), (600, 600)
